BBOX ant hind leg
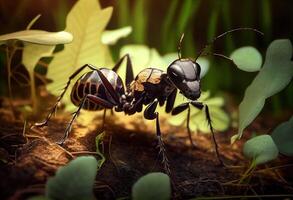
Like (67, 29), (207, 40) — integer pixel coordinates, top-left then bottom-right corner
(34, 64), (97, 128)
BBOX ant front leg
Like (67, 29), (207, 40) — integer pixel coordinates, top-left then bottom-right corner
(190, 101), (224, 166)
(58, 94), (114, 145)
(34, 64), (97, 127)
(171, 102), (197, 147)
(144, 99), (171, 175)
(172, 101), (223, 165)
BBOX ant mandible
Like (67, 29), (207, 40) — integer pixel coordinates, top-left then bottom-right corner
(34, 28), (263, 174)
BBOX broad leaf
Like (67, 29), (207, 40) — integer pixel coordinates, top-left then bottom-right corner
(233, 39), (293, 143)
(46, 0), (113, 109)
(0, 30), (72, 45)
(132, 172), (171, 200)
(230, 46), (262, 72)
(46, 156), (98, 200)
(271, 116), (293, 156)
(120, 44), (166, 73)
(101, 26), (132, 45)
(243, 135), (279, 165)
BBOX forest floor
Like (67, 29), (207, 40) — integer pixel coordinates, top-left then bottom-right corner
(0, 98), (293, 200)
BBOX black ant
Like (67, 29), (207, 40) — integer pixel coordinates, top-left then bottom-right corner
(34, 28), (263, 174)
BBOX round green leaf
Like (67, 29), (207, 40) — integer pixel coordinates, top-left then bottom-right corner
(46, 156), (98, 200)
(132, 172), (171, 200)
(243, 135), (279, 165)
(271, 116), (293, 156)
(230, 46), (262, 72)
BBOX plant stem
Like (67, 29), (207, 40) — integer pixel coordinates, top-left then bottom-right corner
(239, 160), (256, 184)
(5, 44), (17, 119)
(30, 71), (37, 115)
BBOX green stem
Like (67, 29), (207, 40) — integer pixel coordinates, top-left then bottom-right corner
(30, 71), (37, 115)
(239, 160), (256, 184)
(5, 45), (16, 119)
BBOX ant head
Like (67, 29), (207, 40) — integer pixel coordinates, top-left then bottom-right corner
(167, 59), (201, 100)
(167, 28), (263, 100)
(167, 33), (201, 100)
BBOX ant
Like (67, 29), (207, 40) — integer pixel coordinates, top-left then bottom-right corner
(34, 28), (263, 174)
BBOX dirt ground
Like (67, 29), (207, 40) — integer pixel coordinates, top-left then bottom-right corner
(0, 99), (293, 200)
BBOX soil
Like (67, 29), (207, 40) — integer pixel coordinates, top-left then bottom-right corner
(0, 98), (293, 200)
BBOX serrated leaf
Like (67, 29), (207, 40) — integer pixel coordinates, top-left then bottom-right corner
(132, 172), (171, 200)
(46, 156), (98, 200)
(0, 30), (73, 45)
(230, 46), (262, 72)
(101, 26), (132, 45)
(243, 135), (279, 165)
(271, 116), (293, 156)
(234, 39), (293, 142)
(46, 0), (113, 109)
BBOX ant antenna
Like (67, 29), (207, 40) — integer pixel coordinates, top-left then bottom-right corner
(177, 33), (185, 59)
(194, 28), (264, 61)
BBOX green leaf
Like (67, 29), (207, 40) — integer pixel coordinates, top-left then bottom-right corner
(243, 135), (279, 165)
(230, 46), (263, 72)
(46, 0), (113, 110)
(0, 30), (73, 45)
(119, 45), (166, 81)
(21, 15), (57, 114)
(271, 116), (293, 156)
(23, 44), (55, 73)
(46, 156), (98, 200)
(22, 43), (55, 113)
(95, 131), (106, 168)
(234, 39), (293, 142)
(101, 26), (132, 45)
(132, 172), (171, 200)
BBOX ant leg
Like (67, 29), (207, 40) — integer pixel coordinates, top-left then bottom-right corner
(145, 99), (171, 175)
(96, 70), (120, 104)
(186, 106), (197, 147)
(58, 94), (114, 145)
(112, 54), (134, 87)
(171, 102), (197, 147)
(165, 89), (177, 113)
(191, 102), (224, 166)
(34, 64), (97, 127)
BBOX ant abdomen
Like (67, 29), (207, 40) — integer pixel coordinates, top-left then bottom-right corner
(70, 68), (124, 111)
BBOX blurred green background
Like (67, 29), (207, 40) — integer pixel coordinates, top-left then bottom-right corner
(0, 0), (292, 113)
